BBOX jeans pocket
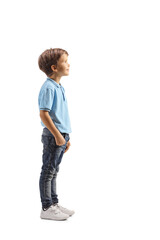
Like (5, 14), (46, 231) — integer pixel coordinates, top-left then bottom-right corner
(50, 137), (57, 147)
(54, 133), (68, 147)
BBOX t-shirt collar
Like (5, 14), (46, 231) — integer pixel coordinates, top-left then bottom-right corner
(47, 77), (62, 88)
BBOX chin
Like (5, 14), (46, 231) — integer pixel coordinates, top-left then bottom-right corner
(63, 73), (69, 77)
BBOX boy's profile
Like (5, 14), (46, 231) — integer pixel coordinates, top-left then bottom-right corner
(38, 48), (74, 221)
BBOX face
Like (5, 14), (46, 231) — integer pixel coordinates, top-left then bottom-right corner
(56, 53), (70, 76)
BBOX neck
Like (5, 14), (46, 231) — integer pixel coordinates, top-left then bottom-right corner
(48, 74), (61, 85)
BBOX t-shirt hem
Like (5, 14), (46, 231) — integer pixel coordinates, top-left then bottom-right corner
(39, 108), (50, 111)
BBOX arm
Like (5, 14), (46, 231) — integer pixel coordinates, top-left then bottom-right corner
(40, 110), (65, 146)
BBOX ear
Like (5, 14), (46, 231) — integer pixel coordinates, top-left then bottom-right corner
(51, 65), (57, 72)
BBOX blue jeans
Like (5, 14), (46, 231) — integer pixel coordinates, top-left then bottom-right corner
(39, 127), (70, 210)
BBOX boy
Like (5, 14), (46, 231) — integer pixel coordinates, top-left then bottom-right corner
(38, 48), (75, 221)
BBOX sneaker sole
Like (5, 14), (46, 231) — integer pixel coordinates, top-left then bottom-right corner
(40, 216), (69, 221)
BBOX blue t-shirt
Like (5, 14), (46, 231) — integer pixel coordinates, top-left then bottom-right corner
(38, 77), (72, 134)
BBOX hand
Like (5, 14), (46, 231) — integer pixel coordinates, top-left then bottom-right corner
(55, 134), (66, 146)
(64, 140), (71, 153)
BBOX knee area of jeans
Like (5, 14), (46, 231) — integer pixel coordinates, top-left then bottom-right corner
(41, 167), (57, 176)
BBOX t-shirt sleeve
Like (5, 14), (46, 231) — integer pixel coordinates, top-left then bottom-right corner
(39, 88), (55, 112)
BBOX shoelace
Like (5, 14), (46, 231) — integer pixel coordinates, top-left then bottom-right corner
(52, 205), (61, 214)
(56, 204), (66, 210)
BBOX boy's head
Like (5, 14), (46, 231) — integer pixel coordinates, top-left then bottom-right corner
(38, 48), (70, 77)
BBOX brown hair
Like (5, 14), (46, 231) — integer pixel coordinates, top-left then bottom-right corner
(38, 48), (69, 77)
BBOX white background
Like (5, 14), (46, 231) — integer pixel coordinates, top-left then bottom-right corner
(0, 0), (160, 239)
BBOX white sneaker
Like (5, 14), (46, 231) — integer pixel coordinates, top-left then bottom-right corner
(40, 205), (69, 221)
(54, 203), (75, 216)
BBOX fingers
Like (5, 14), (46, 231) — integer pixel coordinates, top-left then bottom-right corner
(64, 141), (71, 153)
(64, 145), (69, 153)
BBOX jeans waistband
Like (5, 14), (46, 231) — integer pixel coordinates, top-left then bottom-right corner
(42, 127), (69, 138)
